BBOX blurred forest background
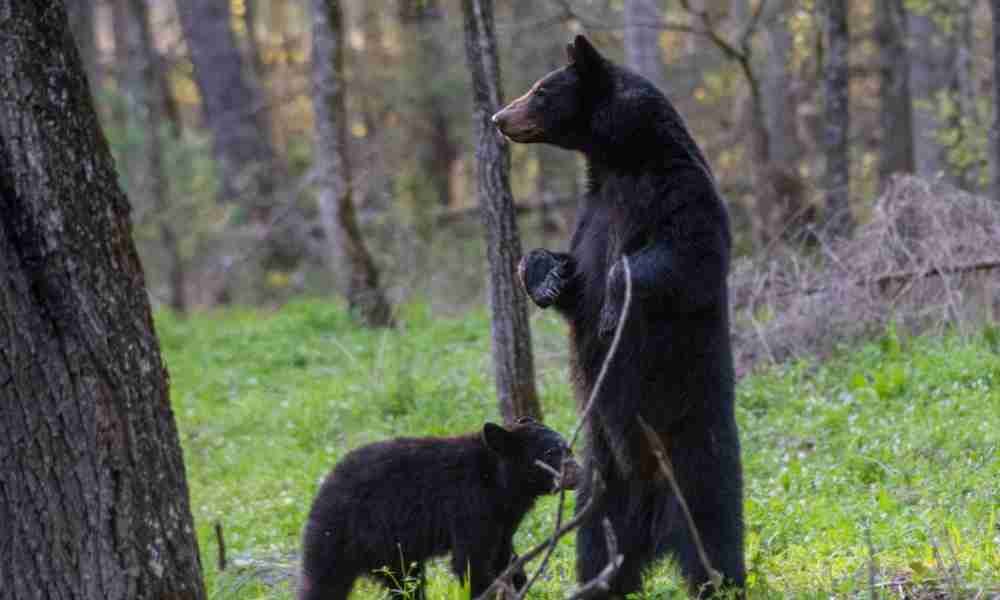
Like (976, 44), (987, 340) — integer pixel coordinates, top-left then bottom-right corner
(68, 0), (1000, 340)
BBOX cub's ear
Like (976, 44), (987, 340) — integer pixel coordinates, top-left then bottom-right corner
(482, 423), (518, 457)
(566, 34), (604, 74)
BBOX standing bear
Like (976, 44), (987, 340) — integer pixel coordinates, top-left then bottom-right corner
(493, 35), (745, 597)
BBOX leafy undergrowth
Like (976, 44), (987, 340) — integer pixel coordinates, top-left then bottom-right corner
(158, 300), (1000, 599)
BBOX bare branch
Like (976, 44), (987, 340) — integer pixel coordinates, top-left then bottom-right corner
(568, 256), (632, 450)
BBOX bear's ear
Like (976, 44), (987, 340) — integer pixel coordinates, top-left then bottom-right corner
(566, 34), (604, 75)
(482, 423), (518, 457)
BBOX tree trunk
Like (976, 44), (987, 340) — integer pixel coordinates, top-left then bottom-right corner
(461, 0), (542, 423)
(758, 2), (811, 246)
(176, 0), (280, 220)
(993, 0), (1000, 203)
(950, 1), (979, 191)
(764, 7), (800, 167)
(875, 0), (915, 191)
(311, 0), (394, 328)
(399, 0), (460, 209)
(624, 0), (667, 91)
(66, 0), (100, 94)
(0, 2), (205, 599)
(119, 0), (187, 314)
(907, 5), (956, 181)
(821, 0), (854, 237)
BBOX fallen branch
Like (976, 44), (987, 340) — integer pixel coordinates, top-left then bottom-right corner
(734, 258), (1000, 311)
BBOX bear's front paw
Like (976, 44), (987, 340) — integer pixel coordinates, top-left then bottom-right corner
(518, 249), (571, 309)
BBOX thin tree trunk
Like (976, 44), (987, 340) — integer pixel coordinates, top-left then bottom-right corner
(821, 0), (854, 237)
(176, 0), (280, 220)
(993, 0), (1000, 203)
(121, 0), (187, 314)
(244, 0), (267, 85)
(624, 0), (667, 91)
(764, 7), (800, 167)
(875, 0), (915, 191)
(399, 0), (459, 209)
(758, 2), (811, 246)
(0, 2), (205, 598)
(461, 0), (542, 423)
(951, 1), (979, 191)
(908, 6), (956, 181)
(311, 0), (394, 328)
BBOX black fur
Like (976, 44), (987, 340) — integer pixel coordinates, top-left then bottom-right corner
(495, 35), (745, 597)
(298, 418), (579, 600)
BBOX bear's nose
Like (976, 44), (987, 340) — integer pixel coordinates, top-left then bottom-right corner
(491, 111), (501, 124)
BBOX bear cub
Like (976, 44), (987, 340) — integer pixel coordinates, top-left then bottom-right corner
(298, 417), (580, 600)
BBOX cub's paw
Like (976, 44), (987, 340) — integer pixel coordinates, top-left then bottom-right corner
(518, 249), (571, 309)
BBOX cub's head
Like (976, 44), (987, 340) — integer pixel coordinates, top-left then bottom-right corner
(491, 35), (613, 150)
(481, 417), (580, 495)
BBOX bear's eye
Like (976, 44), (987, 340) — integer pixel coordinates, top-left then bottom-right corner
(534, 87), (548, 99)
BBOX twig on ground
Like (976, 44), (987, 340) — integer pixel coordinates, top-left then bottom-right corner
(637, 417), (723, 590)
(215, 520), (227, 572)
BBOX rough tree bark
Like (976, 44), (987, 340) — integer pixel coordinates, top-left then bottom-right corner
(0, 2), (205, 599)
(66, 0), (99, 93)
(624, 0), (667, 91)
(875, 0), (915, 191)
(311, 0), (394, 328)
(176, 0), (280, 219)
(821, 0), (854, 237)
(461, 0), (542, 423)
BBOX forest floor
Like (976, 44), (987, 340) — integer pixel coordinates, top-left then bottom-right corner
(158, 300), (1000, 599)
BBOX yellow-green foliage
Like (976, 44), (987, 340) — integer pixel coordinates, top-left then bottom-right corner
(158, 301), (1000, 598)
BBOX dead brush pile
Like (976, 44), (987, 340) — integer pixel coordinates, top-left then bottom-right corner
(731, 175), (1000, 376)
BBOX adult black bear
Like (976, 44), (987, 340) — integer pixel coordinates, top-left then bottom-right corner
(494, 35), (744, 597)
(298, 417), (580, 600)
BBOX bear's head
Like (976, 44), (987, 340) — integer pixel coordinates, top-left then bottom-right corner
(481, 416), (580, 494)
(491, 35), (611, 151)
(493, 35), (697, 166)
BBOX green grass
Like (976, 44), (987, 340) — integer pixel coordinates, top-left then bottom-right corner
(158, 300), (1000, 599)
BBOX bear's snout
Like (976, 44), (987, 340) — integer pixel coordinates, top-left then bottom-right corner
(492, 98), (543, 143)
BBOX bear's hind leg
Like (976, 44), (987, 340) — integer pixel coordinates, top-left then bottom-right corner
(576, 474), (653, 599)
(660, 477), (745, 597)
